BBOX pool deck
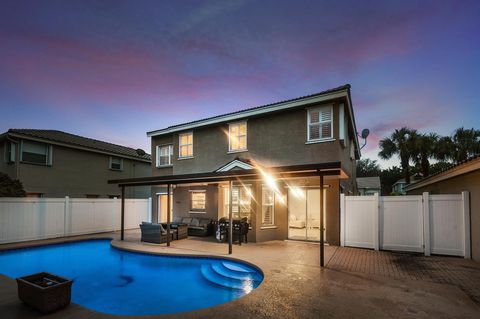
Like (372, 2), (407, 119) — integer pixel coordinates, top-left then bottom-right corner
(1, 230), (480, 319)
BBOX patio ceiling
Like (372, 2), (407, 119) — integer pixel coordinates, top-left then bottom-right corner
(108, 162), (347, 187)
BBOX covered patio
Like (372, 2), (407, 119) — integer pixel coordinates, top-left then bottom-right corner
(109, 162), (348, 266)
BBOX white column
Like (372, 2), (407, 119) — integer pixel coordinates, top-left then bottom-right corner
(373, 193), (380, 251)
(423, 192), (431, 256)
(340, 193), (346, 247)
(462, 191), (471, 259)
(147, 197), (152, 223)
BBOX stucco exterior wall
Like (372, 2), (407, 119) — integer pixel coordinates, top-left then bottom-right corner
(1, 140), (151, 198)
(151, 100), (356, 176)
(407, 170), (480, 262)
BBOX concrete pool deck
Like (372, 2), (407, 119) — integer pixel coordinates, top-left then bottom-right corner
(1, 230), (479, 318)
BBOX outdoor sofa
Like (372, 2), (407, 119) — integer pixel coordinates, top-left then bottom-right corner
(173, 217), (214, 237)
(139, 222), (176, 244)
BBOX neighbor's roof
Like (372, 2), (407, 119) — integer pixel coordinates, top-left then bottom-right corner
(356, 176), (381, 189)
(3, 129), (151, 162)
(405, 155), (480, 191)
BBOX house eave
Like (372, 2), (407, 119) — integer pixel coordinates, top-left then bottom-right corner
(147, 89), (350, 137)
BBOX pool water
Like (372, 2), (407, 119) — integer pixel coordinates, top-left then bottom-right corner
(0, 239), (263, 315)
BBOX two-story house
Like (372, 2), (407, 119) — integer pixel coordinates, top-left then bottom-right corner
(0, 129), (151, 198)
(136, 85), (360, 245)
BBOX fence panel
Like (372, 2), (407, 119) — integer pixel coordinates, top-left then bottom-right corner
(0, 197), (149, 244)
(429, 195), (464, 256)
(380, 196), (423, 252)
(344, 197), (376, 249)
(0, 198), (65, 243)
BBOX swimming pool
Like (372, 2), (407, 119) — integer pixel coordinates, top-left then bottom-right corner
(0, 239), (263, 315)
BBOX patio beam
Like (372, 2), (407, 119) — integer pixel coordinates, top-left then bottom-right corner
(319, 173), (325, 267)
(166, 183), (171, 247)
(120, 185), (125, 241)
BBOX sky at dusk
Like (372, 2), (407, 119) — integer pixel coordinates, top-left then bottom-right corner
(1, 0), (479, 167)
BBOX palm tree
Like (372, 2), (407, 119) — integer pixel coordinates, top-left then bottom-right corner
(378, 127), (418, 184)
(412, 133), (439, 177)
(435, 127), (480, 163)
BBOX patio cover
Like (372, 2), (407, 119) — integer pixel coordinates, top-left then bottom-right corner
(108, 161), (348, 267)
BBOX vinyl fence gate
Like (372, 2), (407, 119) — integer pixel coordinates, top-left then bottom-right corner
(340, 192), (471, 258)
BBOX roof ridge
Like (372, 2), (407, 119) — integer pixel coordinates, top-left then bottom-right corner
(7, 129), (151, 161)
(148, 84), (351, 134)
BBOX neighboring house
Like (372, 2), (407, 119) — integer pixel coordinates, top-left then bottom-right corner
(392, 174), (423, 195)
(357, 176), (381, 195)
(141, 84), (360, 245)
(405, 155), (480, 261)
(0, 129), (151, 198)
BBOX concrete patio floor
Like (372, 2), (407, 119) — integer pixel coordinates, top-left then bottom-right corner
(0, 230), (479, 319)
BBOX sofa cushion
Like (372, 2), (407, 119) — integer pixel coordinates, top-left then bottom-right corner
(199, 218), (211, 226)
(190, 218), (200, 226)
(181, 217), (192, 224)
(188, 226), (205, 230)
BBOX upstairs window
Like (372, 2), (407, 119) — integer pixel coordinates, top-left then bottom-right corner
(156, 144), (173, 167)
(109, 156), (123, 171)
(228, 122), (247, 152)
(21, 141), (51, 165)
(179, 132), (193, 158)
(190, 190), (206, 212)
(262, 186), (275, 226)
(307, 105), (333, 142)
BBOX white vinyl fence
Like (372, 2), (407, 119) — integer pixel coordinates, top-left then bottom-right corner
(0, 197), (152, 244)
(340, 192), (471, 258)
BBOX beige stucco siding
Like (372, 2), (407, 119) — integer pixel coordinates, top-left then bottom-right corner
(407, 170), (480, 261)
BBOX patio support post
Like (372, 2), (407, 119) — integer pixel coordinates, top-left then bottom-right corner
(319, 173), (325, 267)
(166, 183), (171, 247)
(121, 185), (125, 241)
(229, 179), (233, 254)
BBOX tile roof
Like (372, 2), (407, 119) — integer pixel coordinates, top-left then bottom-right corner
(405, 154), (480, 190)
(6, 129), (151, 161)
(147, 84), (351, 135)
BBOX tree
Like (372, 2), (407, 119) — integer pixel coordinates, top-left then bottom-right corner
(412, 133), (438, 177)
(378, 127), (418, 184)
(356, 158), (381, 177)
(0, 173), (26, 197)
(435, 127), (480, 163)
(379, 166), (403, 195)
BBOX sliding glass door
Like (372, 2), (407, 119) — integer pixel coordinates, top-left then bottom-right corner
(288, 188), (325, 241)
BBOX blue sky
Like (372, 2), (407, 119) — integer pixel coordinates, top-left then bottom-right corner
(1, 0), (479, 167)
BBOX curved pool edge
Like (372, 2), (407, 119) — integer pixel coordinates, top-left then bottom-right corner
(0, 236), (114, 253)
(109, 239), (265, 278)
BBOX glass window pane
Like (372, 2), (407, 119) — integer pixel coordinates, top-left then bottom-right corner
(309, 110), (319, 124)
(238, 136), (246, 149)
(309, 124), (320, 140)
(321, 122), (332, 138)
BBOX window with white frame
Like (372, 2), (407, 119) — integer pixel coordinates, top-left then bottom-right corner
(156, 144), (173, 167)
(262, 186), (275, 226)
(228, 122), (247, 152)
(191, 190), (206, 212)
(179, 132), (193, 158)
(224, 185), (252, 222)
(109, 156), (123, 171)
(21, 141), (51, 165)
(307, 105), (333, 141)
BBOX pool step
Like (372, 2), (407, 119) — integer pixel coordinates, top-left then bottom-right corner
(200, 264), (256, 291)
(211, 263), (262, 282)
(221, 261), (257, 273)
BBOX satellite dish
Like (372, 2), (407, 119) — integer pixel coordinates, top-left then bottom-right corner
(361, 129), (370, 139)
(136, 149), (146, 156)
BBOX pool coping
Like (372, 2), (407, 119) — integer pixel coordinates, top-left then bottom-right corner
(109, 239), (265, 277)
